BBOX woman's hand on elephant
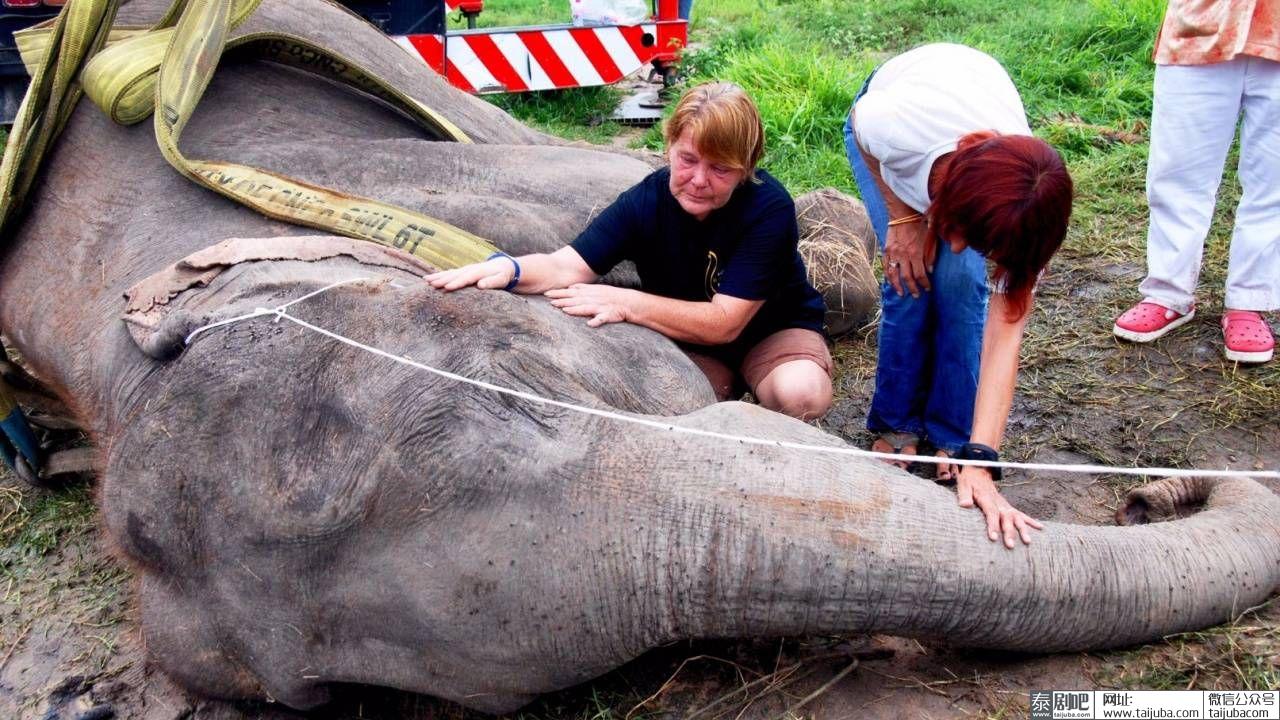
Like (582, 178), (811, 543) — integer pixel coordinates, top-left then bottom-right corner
(956, 465), (1043, 548)
(883, 221), (934, 298)
(425, 258), (515, 292)
(545, 284), (635, 327)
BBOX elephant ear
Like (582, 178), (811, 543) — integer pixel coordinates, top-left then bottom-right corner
(122, 235), (434, 360)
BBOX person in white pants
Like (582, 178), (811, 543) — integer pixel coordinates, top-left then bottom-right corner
(1113, 1), (1279, 364)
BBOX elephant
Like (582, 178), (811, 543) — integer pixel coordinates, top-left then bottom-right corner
(1, 0), (1277, 714)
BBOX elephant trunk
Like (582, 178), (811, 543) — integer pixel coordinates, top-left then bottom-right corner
(625, 404), (1280, 653)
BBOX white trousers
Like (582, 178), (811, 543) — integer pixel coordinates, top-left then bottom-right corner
(1140, 57), (1280, 313)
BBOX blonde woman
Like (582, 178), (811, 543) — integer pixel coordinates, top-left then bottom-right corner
(427, 83), (832, 420)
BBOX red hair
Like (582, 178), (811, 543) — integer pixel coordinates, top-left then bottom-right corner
(929, 133), (1073, 318)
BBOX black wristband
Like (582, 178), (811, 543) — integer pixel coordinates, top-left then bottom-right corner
(486, 252), (521, 291)
(956, 442), (1002, 481)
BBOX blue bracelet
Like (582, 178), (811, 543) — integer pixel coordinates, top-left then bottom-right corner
(487, 252), (521, 291)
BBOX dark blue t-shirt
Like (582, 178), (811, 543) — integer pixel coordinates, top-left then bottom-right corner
(570, 167), (827, 361)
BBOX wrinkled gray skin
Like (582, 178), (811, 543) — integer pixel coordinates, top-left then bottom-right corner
(1, 0), (1279, 713)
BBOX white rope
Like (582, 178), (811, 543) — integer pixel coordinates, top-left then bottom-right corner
(182, 282), (1280, 481)
(184, 277), (371, 346)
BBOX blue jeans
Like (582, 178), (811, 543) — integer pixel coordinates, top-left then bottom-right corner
(843, 76), (989, 453)
(678, 0), (693, 19)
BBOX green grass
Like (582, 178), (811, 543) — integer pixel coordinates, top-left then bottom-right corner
(0, 482), (94, 560)
(469, 0), (1167, 193)
(446, 0), (570, 27)
(487, 85), (630, 143)
(1, 476), (130, 708)
(1098, 600), (1280, 692)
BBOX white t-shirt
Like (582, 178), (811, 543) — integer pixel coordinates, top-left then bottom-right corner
(853, 43), (1033, 213)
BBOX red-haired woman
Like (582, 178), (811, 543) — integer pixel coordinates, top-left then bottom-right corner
(843, 43), (1073, 547)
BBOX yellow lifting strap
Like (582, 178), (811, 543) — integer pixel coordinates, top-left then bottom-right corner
(0, 0), (506, 475)
(1, 0), (501, 271)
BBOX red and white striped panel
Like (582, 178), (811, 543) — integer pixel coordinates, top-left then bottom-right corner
(395, 24), (662, 94)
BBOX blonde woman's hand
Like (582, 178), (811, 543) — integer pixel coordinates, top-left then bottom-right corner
(545, 284), (637, 327)
(425, 256), (518, 292)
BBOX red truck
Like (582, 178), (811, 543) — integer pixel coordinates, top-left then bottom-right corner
(0, 0), (687, 122)
(398, 0), (687, 94)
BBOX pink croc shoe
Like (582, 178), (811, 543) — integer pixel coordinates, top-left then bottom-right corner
(1113, 301), (1195, 343)
(1222, 310), (1275, 363)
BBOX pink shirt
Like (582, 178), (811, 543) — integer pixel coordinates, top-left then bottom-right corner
(1155, 0), (1280, 65)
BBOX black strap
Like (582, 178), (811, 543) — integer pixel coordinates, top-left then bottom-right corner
(956, 442), (1002, 481)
